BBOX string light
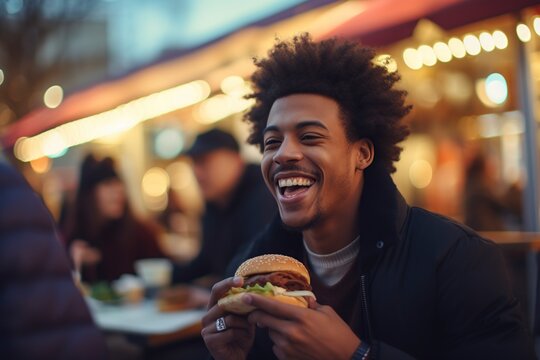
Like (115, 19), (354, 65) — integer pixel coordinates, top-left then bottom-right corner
(15, 80), (211, 162)
(516, 23), (532, 42)
(448, 37), (466, 59)
(463, 34), (481, 56)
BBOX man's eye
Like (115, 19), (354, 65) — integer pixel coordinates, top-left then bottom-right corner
(301, 134), (320, 141)
(264, 139), (281, 149)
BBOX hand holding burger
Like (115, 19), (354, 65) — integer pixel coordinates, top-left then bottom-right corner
(218, 254), (316, 314)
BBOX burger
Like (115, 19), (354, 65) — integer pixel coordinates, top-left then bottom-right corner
(218, 254), (316, 314)
(156, 285), (209, 312)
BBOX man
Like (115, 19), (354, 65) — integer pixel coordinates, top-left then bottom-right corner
(172, 128), (277, 286)
(0, 159), (107, 359)
(201, 34), (534, 359)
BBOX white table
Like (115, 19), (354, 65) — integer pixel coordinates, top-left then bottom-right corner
(87, 298), (206, 345)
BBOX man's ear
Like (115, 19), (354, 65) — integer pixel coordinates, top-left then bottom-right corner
(355, 139), (374, 171)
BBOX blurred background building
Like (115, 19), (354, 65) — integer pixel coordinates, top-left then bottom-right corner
(1, 0), (539, 263)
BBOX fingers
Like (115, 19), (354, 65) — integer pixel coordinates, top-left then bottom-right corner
(202, 303), (228, 327)
(208, 276), (244, 309)
(243, 293), (307, 320)
(248, 308), (290, 330)
(307, 297), (319, 309)
(201, 314), (252, 337)
(204, 328), (248, 344)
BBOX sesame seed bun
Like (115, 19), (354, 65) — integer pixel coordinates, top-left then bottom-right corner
(234, 254), (310, 284)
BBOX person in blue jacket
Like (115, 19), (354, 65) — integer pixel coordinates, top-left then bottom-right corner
(200, 34), (534, 360)
(0, 158), (107, 359)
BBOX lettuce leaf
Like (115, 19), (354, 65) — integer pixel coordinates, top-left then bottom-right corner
(226, 282), (276, 296)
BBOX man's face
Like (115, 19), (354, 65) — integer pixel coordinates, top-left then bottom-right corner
(192, 149), (243, 204)
(261, 94), (364, 230)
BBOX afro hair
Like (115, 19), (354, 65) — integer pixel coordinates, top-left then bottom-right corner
(244, 33), (411, 173)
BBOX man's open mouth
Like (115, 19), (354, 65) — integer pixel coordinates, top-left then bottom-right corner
(277, 176), (315, 197)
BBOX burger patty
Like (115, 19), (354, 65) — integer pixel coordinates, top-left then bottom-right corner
(244, 271), (311, 291)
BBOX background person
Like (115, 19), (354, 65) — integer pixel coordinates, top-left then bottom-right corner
(63, 154), (165, 284)
(172, 128), (276, 286)
(463, 151), (523, 231)
(201, 34), (534, 360)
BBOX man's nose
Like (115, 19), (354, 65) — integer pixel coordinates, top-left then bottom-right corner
(272, 138), (303, 164)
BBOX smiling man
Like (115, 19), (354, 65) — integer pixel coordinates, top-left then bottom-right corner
(201, 34), (534, 360)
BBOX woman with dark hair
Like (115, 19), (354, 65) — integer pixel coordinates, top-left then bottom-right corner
(64, 154), (165, 283)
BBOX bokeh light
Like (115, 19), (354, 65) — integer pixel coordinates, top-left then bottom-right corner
(433, 42), (452, 63)
(418, 45), (437, 66)
(492, 30), (508, 49)
(448, 37), (466, 59)
(154, 128), (184, 159)
(142, 167), (170, 197)
(43, 85), (64, 108)
(221, 75), (245, 95)
(479, 32), (495, 52)
(463, 34), (481, 56)
(516, 23), (532, 42)
(485, 73), (508, 105)
(403, 48), (422, 70)
(374, 54), (398, 72)
(409, 160), (433, 189)
(30, 157), (52, 174)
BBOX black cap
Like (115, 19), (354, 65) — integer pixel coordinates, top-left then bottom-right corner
(185, 128), (239, 157)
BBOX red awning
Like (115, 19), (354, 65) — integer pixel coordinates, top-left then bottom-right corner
(317, 0), (540, 46)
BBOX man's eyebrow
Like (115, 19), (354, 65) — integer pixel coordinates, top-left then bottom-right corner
(295, 120), (328, 131)
(263, 120), (328, 135)
(263, 125), (279, 136)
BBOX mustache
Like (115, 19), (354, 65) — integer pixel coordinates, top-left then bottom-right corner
(270, 164), (319, 181)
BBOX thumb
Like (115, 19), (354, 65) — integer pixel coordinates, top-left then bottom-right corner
(308, 297), (319, 309)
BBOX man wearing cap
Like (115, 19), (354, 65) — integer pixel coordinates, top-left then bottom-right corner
(172, 128), (276, 286)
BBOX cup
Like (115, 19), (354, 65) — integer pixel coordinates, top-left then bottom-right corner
(134, 258), (172, 298)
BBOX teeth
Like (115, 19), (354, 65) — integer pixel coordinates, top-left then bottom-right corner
(278, 177), (314, 188)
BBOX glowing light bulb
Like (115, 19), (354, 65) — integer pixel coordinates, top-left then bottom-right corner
(403, 48), (423, 70)
(448, 37), (466, 59)
(418, 45), (437, 66)
(43, 85), (63, 108)
(492, 30), (508, 49)
(463, 34), (481, 56)
(516, 24), (531, 42)
(534, 18), (540, 36)
(479, 32), (495, 52)
(433, 42), (452, 63)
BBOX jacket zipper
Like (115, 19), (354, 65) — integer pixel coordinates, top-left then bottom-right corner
(360, 274), (372, 342)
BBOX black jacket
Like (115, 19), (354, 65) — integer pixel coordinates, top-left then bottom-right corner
(232, 165), (534, 360)
(0, 163), (107, 359)
(173, 163), (277, 284)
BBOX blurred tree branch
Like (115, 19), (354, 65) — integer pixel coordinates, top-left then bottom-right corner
(0, 0), (94, 127)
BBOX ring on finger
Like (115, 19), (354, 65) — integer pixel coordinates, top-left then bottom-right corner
(216, 317), (227, 332)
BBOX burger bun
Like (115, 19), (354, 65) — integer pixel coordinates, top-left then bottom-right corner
(217, 291), (308, 315)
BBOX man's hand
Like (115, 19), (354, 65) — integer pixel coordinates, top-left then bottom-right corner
(201, 277), (255, 360)
(245, 294), (361, 360)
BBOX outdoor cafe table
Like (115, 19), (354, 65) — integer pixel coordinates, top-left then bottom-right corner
(87, 298), (206, 347)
